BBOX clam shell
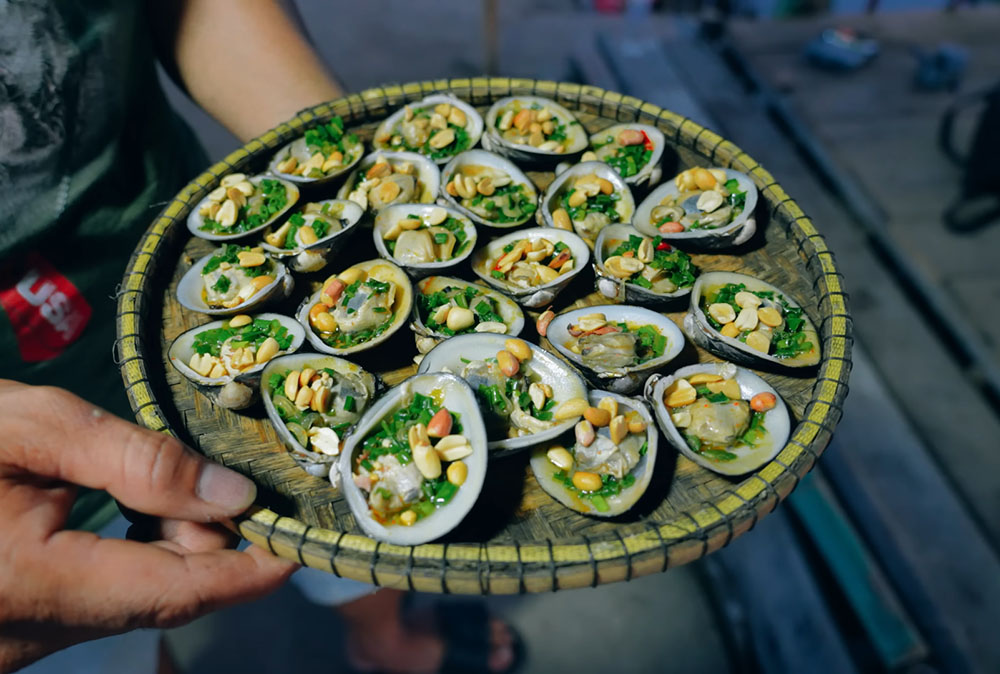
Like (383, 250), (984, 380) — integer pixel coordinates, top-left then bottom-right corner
(410, 276), (525, 354)
(481, 96), (588, 164)
(438, 150), (538, 229)
(296, 259), (413, 356)
(338, 373), (488, 545)
(546, 304), (685, 395)
(588, 123), (666, 187)
(167, 313), (306, 409)
(336, 151), (441, 215)
(187, 174), (300, 241)
(176, 250), (293, 317)
(540, 161), (635, 242)
(372, 95), (484, 165)
(592, 223), (696, 309)
(267, 130), (365, 186)
(633, 168), (758, 250)
(372, 204), (477, 279)
(470, 227), (590, 309)
(417, 333), (589, 455)
(530, 390), (658, 516)
(684, 271), (821, 371)
(260, 199), (364, 273)
(261, 353), (379, 478)
(644, 362), (791, 476)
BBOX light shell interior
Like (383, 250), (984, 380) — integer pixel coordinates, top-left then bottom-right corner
(530, 389), (658, 517)
(646, 362), (791, 476)
(337, 373), (488, 545)
(176, 250), (291, 317)
(416, 332), (589, 453)
(187, 174), (300, 242)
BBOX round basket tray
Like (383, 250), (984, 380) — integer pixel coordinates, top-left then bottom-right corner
(116, 78), (852, 594)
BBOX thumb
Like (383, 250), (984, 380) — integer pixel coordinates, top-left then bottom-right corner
(0, 383), (257, 522)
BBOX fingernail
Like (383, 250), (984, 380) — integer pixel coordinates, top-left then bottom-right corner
(196, 463), (257, 512)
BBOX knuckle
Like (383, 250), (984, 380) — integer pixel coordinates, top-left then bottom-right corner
(123, 430), (194, 496)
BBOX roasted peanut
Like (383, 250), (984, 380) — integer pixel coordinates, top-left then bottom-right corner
(429, 128), (455, 149)
(427, 408), (453, 438)
(446, 306), (475, 332)
(298, 368), (316, 388)
(735, 291), (762, 310)
(447, 460), (468, 486)
(665, 379), (697, 407)
(311, 386), (332, 413)
(250, 275), (275, 291)
(399, 510), (417, 526)
(312, 311), (338, 333)
(567, 190), (587, 208)
(408, 423), (431, 451)
(658, 221), (685, 233)
(413, 442), (442, 479)
(598, 397), (618, 418)
(554, 397), (588, 420)
(536, 308), (555, 337)
(609, 415), (628, 445)
(294, 386), (313, 409)
(435, 435), (473, 461)
(721, 379), (742, 400)
(757, 306), (783, 327)
(229, 314), (252, 328)
(575, 420), (595, 447)
(496, 349), (519, 377)
(720, 323), (741, 338)
(255, 337), (280, 364)
(504, 338), (532, 362)
(572, 471), (602, 492)
(546, 446), (574, 471)
(627, 419), (647, 434)
(552, 208), (573, 231)
(584, 406), (611, 427)
(745, 330), (771, 353)
(751, 392), (777, 412)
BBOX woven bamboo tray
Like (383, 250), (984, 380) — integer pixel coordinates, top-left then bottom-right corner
(115, 78), (852, 594)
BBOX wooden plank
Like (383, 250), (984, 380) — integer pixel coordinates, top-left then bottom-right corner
(708, 509), (859, 674)
(788, 473), (927, 669)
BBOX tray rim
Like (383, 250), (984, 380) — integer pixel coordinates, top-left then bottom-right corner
(115, 77), (853, 594)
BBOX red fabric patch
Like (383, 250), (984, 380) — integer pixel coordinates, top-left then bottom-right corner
(0, 253), (92, 363)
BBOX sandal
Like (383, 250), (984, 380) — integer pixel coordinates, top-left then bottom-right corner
(430, 601), (525, 674)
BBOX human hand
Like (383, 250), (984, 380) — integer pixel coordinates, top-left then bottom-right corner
(0, 381), (297, 673)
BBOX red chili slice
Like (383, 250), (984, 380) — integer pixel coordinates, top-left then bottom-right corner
(656, 241), (672, 251)
(642, 131), (653, 151)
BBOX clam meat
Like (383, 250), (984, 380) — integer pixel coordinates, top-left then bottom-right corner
(485, 97), (586, 157)
(182, 314), (297, 380)
(601, 232), (696, 296)
(373, 96), (483, 164)
(545, 163), (633, 240)
(200, 245), (282, 311)
(339, 151), (440, 213)
(654, 363), (788, 473)
(587, 124), (664, 186)
(697, 278), (818, 364)
(417, 281), (512, 337)
(272, 116), (364, 180)
(338, 374), (487, 544)
(563, 312), (668, 371)
(484, 235), (576, 290)
(648, 168), (747, 234)
(194, 174), (298, 238)
(442, 155), (537, 227)
(304, 261), (411, 352)
(531, 391), (657, 517)
(376, 206), (474, 267)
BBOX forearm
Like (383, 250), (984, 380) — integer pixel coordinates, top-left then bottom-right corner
(150, 0), (343, 142)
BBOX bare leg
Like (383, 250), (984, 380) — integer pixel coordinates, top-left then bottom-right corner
(340, 589), (514, 674)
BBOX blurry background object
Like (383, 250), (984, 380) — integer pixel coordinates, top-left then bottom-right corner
(805, 27), (880, 70)
(914, 42), (968, 90)
(939, 80), (1000, 231)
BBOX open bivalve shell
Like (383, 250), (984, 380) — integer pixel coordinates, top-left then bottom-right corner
(338, 373), (488, 545)
(410, 276), (525, 355)
(296, 259), (413, 356)
(531, 390), (658, 517)
(187, 174), (299, 241)
(260, 199), (363, 273)
(177, 247), (293, 317)
(372, 95), (484, 165)
(417, 333), (589, 455)
(540, 161), (635, 242)
(645, 362), (791, 476)
(482, 96), (587, 164)
(168, 313), (305, 410)
(546, 304), (685, 395)
(592, 223), (697, 309)
(470, 227), (590, 309)
(633, 167), (758, 250)
(267, 119), (365, 186)
(684, 271), (821, 371)
(337, 151), (441, 215)
(439, 150), (538, 229)
(373, 204), (477, 279)
(262, 353), (378, 479)
(588, 123), (666, 188)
